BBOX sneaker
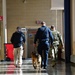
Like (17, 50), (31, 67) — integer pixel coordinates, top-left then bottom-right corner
(14, 64), (17, 68)
(17, 65), (21, 68)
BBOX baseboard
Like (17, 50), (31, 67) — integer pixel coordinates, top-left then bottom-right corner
(22, 58), (26, 60)
(61, 58), (65, 61)
(70, 55), (75, 63)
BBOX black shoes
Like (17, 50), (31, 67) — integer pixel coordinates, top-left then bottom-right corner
(41, 65), (47, 69)
(44, 66), (47, 69)
(14, 65), (21, 68)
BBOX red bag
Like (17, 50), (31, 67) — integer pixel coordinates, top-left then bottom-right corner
(5, 43), (14, 61)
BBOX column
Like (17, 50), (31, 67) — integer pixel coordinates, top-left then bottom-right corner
(64, 0), (71, 63)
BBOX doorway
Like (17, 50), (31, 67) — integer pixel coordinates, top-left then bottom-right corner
(27, 28), (37, 58)
(21, 28), (27, 59)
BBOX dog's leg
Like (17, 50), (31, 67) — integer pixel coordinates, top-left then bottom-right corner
(34, 59), (38, 69)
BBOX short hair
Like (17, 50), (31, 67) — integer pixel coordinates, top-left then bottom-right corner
(16, 27), (21, 29)
(41, 21), (46, 25)
(50, 25), (55, 29)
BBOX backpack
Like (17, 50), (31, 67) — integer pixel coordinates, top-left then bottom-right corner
(52, 30), (59, 41)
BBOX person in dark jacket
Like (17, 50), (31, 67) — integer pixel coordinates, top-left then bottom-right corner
(33, 21), (54, 69)
(10, 27), (25, 68)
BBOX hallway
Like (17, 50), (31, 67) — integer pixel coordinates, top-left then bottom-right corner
(0, 59), (75, 75)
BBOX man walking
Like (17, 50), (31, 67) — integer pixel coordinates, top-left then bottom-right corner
(33, 21), (54, 69)
(10, 27), (25, 68)
(50, 25), (64, 67)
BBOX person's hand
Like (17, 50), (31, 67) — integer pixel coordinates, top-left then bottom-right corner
(58, 44), (64, 49)
(50, 44), (53, 48)
(62, 44), (64, 49)
(33, 43), (36, 47)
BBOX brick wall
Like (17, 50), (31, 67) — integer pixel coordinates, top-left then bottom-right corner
(0, 0), (5, 60)
(6, 0), (63, 42)
(0, 0), (64, 60)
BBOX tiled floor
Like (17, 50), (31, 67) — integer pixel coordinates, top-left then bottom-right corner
(0, 59), (75, 75)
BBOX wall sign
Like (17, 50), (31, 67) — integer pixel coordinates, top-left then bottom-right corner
(51, 0), (64, 10)
(0, 16), (3, 21)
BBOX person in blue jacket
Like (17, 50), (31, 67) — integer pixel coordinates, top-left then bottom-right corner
(10, 27), (25, 68)
(33, 21), (54, 69)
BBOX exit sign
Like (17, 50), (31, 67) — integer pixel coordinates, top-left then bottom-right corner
(0, 16), (3, 21)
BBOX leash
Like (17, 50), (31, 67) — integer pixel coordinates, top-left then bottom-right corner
(34, 46), (38, 54)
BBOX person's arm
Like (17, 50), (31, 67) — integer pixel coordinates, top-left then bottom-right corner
(10, 33), (14, 44)
(49, 29), (54, 45)
(33, 28), (39, 47)
(21, 32), (26, 50)
(58, 32), (64, 48)
(22, 33), (26, 43)
(34, 29), (39, 44)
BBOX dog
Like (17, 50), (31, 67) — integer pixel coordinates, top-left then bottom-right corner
(31, 51), (42, 70)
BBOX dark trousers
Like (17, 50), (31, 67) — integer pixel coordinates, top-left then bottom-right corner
(37, 43), (49, 67)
